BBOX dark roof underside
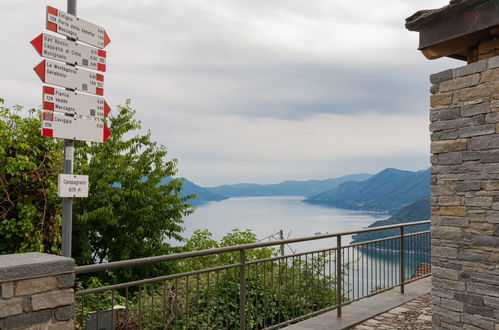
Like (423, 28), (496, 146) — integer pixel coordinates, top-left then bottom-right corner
(405, 0), (499, 59)
(405, 0), (493, 31)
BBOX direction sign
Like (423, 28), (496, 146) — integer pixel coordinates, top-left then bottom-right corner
(58, 174), (89, 198)
(43, 86), (110, 118)
(42, 111), (111, 143)
(31, 33), (106, 72)
(34, 59), (104, 96)
(46, 6), (111, 49)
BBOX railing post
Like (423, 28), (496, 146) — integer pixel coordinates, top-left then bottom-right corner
(279, 229), (285, 256)
(336, 235), (342, 318)
(399, 226), (405, 294)
(239, 249), (246, 330)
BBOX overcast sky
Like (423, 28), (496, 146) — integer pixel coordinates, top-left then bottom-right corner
(1, 0), (458, 186)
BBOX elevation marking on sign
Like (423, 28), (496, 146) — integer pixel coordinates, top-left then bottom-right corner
(58, 174), (89, 198)
(46, 6), (111, 49)
(31, 33), (106, 72)
(34, 59), (104, 96)
(42, 111), (111, 143)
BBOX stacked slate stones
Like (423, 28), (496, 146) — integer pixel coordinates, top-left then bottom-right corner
(0, 253), (75, 329)
(429, 57), (499, 329)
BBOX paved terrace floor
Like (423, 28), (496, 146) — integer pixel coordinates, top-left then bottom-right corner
(284, 276), (431, 330)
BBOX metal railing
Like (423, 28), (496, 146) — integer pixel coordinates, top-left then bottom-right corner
(74, 220), (431, 329)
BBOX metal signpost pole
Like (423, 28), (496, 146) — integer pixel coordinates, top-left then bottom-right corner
(68, 0), (76, 15)
(61, 0), (76, 258)
(35, 0), (110, 256)
(61, 140), (73, 258)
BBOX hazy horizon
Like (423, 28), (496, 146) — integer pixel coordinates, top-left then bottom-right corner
(189, 166), (429, 187)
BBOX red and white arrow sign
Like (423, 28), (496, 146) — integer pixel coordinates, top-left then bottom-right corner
(42, 111), (111, 143)
(34, 59), (104, 96)
(43, 86), (110, 119)
(31, 33), (106, 72)
(46, 6), (110, 49)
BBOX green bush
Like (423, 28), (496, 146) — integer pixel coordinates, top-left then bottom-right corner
(0, 99), (62, 254)
(108, 229), (340, 329)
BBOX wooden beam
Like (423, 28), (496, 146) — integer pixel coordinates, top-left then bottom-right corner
(417, 3), (499, 49)
(420, 30), (490, 60)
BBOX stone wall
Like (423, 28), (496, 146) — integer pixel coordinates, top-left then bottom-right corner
(0, 253), (75, 330)
(430, 56), (499, 329)
(470, 39), (499, 64)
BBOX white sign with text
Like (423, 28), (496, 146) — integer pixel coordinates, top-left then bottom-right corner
(58, 174), (89, 198)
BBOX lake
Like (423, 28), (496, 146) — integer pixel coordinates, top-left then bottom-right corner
(178, 196), (388, 251)
(177, 196), (430, 298)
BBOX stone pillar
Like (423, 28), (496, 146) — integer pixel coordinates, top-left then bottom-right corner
(430, 56), (499, 329)
(0, 253), (75, 329)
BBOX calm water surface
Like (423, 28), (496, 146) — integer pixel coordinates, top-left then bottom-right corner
(179, 196), (388, 251)
(177, 196), (430, 298)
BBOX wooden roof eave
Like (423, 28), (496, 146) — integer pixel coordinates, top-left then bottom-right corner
(407, 1), (499, 61)
(420, 28), (494, 60)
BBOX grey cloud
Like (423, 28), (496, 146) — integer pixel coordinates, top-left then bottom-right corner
(0, 0), (453, 186)
(91, 1), (456, 121)
(116, 60), (442, 121)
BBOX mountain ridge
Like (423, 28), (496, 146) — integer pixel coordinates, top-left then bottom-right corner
(304, 168), (430, 213)
(206, 173), (373, 198)
(160, 177), (227, 205)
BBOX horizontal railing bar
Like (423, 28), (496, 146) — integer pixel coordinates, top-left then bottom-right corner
(76, 262), (241, 295)
(264, 303), (339, 330)
(347, 235), (402, 248)
(344, 230), (430, 249)
(246, 230), (432, 265)
(76, 247), (243, 274)
(405, 273), (431, 284)
(247, 247), (339, 265)
(77, 247), (339, 295)
(76, 229), (432, 295)
(76, 220), (430, 274)
(347, 284), (399, 305)
(342, 278), (414, 306)
(343, 275), (432, 306)
(405, 230), (431, 238)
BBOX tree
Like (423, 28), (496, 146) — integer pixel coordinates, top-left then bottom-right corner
(0, 97), (193, 277)
(127, 229), (339, 329)
(72, 100), (194, 282)
(0, 99), (62, 254)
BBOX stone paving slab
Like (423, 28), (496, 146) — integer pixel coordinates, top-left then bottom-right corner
(351, 294), (431, 330)
(284, 277), (431, 330)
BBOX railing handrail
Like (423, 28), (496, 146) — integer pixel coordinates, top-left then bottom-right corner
(76, 229), (431, 295)
(75, 220), (430, 275)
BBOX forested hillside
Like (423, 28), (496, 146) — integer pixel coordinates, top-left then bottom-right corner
(304, 168), (430, 213)
(160, 178), (227, 205)
(350, 195), (430, 244)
